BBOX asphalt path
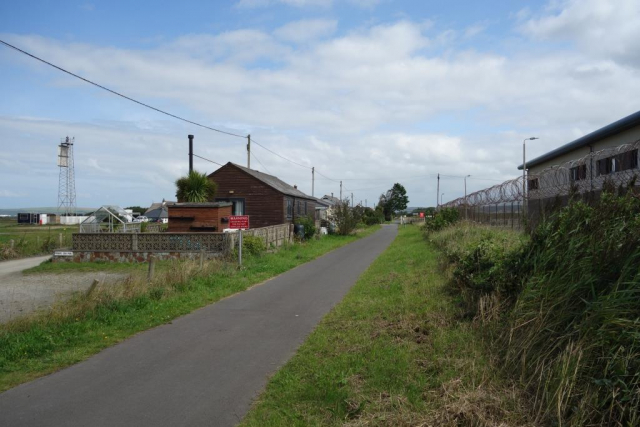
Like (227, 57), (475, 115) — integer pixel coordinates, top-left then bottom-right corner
(0, 225), (397, 427)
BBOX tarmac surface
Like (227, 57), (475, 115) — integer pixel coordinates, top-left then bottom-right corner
(0, 225), (398, 427)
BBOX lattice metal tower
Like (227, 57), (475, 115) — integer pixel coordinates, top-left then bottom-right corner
(57, 136), (77, 217)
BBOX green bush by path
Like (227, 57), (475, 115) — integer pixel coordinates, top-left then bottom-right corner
(423, 207), (460, 232)
(429, 191), (640, 426)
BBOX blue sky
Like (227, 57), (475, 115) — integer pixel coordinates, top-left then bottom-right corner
(1, 0), (639, 209)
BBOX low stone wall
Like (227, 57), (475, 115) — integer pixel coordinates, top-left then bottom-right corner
(69, 251), (223, 263)
(72, 232), (230, 252)
(58, 224), (293, 263)
(229, 224), (292, 248)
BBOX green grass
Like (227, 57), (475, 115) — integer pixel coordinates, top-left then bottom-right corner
(0, 217), (76, 260)
(241, 224), (533, 426)
(0, 226), (379, 392)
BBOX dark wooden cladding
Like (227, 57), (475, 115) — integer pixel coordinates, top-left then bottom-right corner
(209, 163), (317, 228)
(167, 205), (232, 232)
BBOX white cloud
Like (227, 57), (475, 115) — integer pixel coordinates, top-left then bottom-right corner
(521, 0), (640, 66)
(3, 5), (640, 207)
(236, 0), (332, 8)
(274, 19), (337, 43)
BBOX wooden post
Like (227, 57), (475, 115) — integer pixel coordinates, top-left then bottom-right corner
(10, 239), (14, 249)
(86, 279), (100, 296)
(37, 236), (40, 246)
(59, 233), (63, 248)
(199, 249), (205, 269)
(148, 256), (156, 281)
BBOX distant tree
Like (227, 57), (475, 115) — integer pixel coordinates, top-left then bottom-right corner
(379, 183), (409, 220)
(125, 206), (147, 214)
(175, 170), (217, 203)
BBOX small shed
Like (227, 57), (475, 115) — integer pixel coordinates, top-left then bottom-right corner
(167, 202), (233, 232)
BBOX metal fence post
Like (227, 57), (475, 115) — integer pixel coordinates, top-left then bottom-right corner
(238, 230), (243, 266)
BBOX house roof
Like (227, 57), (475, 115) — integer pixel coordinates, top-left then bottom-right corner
(145, 201), (174, 219)
(211, 163), (315, 200)
(166, 202), (232, 208)
(518, 109), (640, 170)
(321, 195), (341, 205)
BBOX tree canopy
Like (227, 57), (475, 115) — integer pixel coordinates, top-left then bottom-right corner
(379, 183), (409, 220)
(175, 170), (217, 203)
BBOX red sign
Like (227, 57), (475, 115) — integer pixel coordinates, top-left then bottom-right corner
(228, 215), (250, 229)
(419, 212), (425, 218)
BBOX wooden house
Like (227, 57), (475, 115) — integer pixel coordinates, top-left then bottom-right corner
(166, 202), (232, 232)
(208, 163), (317, 228)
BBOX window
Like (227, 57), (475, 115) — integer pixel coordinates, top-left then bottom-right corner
(527, 178), (539, 191)
(596, 150), (638, 176)
(215, 198), (245, 215)
(570, 164), (587, 181)
(297, 200), (301, 215)
(286, 198), (293, 219)
(304, 201), (308, 215)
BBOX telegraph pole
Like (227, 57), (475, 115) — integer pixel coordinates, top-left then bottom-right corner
(312, 167), (315, 197)
(188, 135), (194, 173)
(340, 181), (343, 201)
(365, 199), (367, 207)
(247, 134), (251, 169)
(351, 193), (354, 207)
(436, 173), (440, 208)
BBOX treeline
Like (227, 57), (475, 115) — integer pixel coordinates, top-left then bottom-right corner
(425, 189), (640, 426)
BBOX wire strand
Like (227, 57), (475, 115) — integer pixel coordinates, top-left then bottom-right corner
(251, 138), (312, 170)
(0, 39), (248, 139)
(192, 153), (224, 166)
(250, 151), (272, 175)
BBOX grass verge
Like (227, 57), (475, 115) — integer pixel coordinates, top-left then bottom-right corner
(0, 226), (379, 392)
(241, 224), (534, 426)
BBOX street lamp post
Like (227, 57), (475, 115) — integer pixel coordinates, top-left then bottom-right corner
(464, 175), (471, 220)
(523, 137), (539, 216)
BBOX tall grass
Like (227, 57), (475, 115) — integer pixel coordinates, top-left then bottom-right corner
(428, 191), (640, 426)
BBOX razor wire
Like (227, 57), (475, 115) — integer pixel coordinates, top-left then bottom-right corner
(442, 139), (640, 208)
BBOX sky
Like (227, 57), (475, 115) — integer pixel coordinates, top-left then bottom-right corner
(1, 0), (639, 209)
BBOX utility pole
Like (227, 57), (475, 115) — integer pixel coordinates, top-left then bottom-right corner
(351, 193), (354, 207)
(340, 181), (343, 201)
(312, 167), (315, 197)
(436, 173), (440, 208)
(188, 134), (194, 173)
(247, 134), (251, 169)
(365, 199), (367, 207)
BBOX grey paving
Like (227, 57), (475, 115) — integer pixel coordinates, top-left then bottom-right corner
(0, 255), (125, 323)
(0, 225), (397, 427)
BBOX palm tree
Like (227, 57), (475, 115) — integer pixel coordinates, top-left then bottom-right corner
(175, 170), (217, 202)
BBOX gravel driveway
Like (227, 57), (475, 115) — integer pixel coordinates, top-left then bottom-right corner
(0, 256), (126, 323)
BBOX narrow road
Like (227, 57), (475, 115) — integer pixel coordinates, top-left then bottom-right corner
(0, 225), (398, 427)
(0, 255), (51, 275)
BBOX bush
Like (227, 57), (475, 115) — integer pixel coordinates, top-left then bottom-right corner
(241, 235), (266, 256)
(424, 207), (460, 232)
(294, 215), (316, 240)
(429, 191), (640, 426)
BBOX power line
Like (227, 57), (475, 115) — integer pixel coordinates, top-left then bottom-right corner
(0, 39), (248, 139)
(250, 151), (272, 175)
(251, 138), (312, 170)
(192, 153), (224, 167)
